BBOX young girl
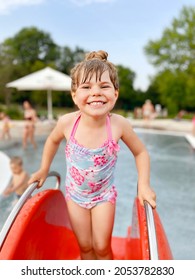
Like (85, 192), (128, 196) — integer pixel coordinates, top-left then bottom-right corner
(29, 50), (156, 260)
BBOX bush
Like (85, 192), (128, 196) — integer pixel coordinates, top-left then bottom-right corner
(5, 106), (23, 120)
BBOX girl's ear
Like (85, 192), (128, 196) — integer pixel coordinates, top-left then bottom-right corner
(115, 90), (119, 100)
(71, 91), (77, 105)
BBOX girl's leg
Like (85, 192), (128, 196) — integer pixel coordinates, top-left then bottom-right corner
(91, 202), (115, 260)
(66, 199), (96, 260)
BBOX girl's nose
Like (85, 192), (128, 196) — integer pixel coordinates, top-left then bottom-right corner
(90, 85), (101, 96)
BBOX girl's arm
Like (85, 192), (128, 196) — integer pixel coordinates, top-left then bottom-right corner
(28, 117), (65, 187)
(118, 116), (156, 208)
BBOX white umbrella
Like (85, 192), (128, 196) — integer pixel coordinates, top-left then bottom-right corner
(6, 67), (71, 120)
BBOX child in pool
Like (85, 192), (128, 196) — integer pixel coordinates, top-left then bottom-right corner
(3, 156), (30, 199)
(0, 112), (11, 140)
(29, 50), (156, 260)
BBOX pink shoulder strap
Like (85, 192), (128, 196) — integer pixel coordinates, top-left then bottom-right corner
(70, 114), (81, 138)
(106, 115), (113, 141)
(70, 114), (112, 140)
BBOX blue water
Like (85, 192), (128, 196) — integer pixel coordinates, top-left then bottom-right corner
(0, 131), (195, 260)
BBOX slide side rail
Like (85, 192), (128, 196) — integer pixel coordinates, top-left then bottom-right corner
(144, 201), (158, 260)
(0, 171), (61, 249)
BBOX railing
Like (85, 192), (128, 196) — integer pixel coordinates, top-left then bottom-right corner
(0, 171), (61, 250)
(144, 201), (159, 260)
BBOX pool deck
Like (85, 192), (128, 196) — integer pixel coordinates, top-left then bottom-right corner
(0, 118), (194, 150)
(0, 120), (55, 149)
(130, 118), (192, 133)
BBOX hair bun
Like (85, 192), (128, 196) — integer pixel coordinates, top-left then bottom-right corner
(85, 50), (108, 61)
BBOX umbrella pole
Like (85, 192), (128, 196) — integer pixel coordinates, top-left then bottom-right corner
(47, 89), (53, 120)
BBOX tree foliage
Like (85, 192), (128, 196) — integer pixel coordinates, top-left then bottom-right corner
(57, 46), (86, 74)
(0, 27), (138, 112)
(5, 27), (60, 66)
(0, 27), (60, 104)
(144, 6), (195, 113)
(116, 65), (136, 110)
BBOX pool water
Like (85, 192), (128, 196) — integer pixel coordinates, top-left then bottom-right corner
(0, 131), (195, 260)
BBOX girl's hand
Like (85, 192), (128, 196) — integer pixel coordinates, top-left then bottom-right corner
(28, 169), (48, 188)
(138, 185), (156, 209)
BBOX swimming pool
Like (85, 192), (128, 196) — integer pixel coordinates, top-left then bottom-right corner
(0, 130), (195, 260)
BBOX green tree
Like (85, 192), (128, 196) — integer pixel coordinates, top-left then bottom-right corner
(0, 53), (13, 104)
(116, 65), (136, 110)
(144, 82), (161, 107)
(0, 27), (61, 105)
(57, 46), (86, 74)
(144, 6), (195, 113)
(0, 26), (139, 112)
(4, 27), (60, 67)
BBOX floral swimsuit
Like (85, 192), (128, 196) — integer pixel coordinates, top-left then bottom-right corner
(65, 114), (120, 209)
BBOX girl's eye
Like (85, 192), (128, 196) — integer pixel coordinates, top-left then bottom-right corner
(101, 85), (110, 89)
(80, 85), (90, 89)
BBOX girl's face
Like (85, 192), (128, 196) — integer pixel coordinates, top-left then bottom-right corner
(72, 70), (118, 117)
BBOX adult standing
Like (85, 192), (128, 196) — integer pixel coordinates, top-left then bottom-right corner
(22, 100), (37, 149)
(142, 99), (155, 120)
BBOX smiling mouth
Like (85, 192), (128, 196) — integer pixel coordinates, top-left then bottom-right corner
(87, 101), (106, 106)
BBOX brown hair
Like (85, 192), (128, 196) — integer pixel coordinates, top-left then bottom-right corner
(10, 156), (23, 166)
(70, 50), (119, 92)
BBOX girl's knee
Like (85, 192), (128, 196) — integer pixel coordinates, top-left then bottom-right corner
(93, 240), (111, 258)
(79, 240), (93, 255)
(79, 243), (96, 260)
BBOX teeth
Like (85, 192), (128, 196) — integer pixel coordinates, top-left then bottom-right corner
(89, 101), (104, 105)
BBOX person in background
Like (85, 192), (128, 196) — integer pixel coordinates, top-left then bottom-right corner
(192, 114), (195, 136)
(3, 156), (30, 199)
(155, 104), (162, 118)
(175, 110), (185, 121)
(142, 99), (155, 120)
(0, 112), (11, 140)
(22, 100), (37, 149)
(28, 50), (156, 260)
(133, 107), (142, 119)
